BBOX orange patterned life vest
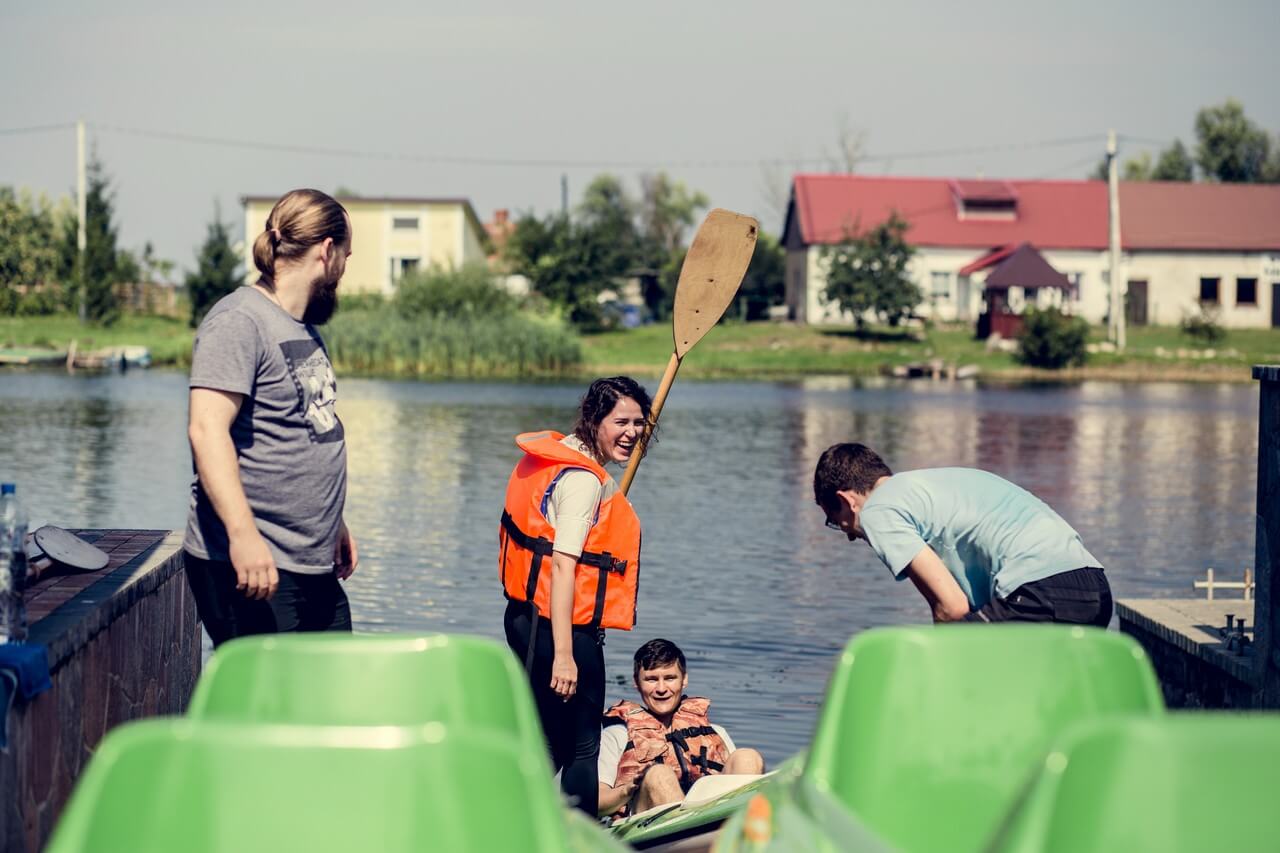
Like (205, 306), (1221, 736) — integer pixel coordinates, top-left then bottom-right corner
(603, 696), (730, 815)
(498, 431), (642, 630)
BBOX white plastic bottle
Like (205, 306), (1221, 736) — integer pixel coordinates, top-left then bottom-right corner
(0, 483), (29, 643)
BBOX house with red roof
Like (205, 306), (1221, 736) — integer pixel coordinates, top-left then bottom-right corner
(782, 174), (1280, 329)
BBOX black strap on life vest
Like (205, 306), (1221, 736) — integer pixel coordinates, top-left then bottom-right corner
(666, 726), (725, 790)
(500, 510), (629, 632)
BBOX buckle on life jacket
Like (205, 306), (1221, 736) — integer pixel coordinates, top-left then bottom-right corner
(580, 549), (628, 574)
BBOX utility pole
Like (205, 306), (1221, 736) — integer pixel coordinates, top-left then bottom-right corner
(1107, 129), (1125, 351)
(76, 119), (87, 322)
(560, 174), (569, 216)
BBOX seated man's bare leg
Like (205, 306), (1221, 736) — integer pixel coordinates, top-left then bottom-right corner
(633, 764), (684, 812)
(725, 748), (765, 774)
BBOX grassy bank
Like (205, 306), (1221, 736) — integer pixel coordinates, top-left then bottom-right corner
(582, 322), (1280, 382)
(5, 313), (1278, 382)
(0, 313), (195, 366)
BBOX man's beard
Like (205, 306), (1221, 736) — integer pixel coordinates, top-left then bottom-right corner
(303, 270), (341, 326)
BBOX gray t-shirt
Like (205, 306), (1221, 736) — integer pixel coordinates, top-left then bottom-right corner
(183, 286), (347, 574)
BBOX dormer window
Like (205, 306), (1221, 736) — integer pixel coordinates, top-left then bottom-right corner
(950, 180), (1018, 221)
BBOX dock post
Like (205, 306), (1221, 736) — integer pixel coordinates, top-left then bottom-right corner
(1251, 366), (1280, 707)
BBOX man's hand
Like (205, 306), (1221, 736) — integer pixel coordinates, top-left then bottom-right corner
(229, 528), (279, 600)
(905, 545), (972, 623)
(598, 776), (639, 818)
(335, 520), (358, 580)
(551, 654), (578, 700)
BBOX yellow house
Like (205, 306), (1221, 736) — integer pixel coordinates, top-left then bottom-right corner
(242, 195), (489, 295)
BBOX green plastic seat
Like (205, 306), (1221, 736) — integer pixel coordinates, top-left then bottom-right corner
(989, 715), (1280, 853)
(801, 625), (1164, 853)
(46, 720), (623, 853)
(187, 633), (541, 747)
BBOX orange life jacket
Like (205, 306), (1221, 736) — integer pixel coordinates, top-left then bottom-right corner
(499, 431), (642, 631)
(602, 696), (730, 816)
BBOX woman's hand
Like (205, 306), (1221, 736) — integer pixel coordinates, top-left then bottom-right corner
(551, 654), (578, 700)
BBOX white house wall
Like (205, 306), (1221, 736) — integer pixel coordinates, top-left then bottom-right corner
(1125, 251), (1279, 328)
(801, 245), (1280, 328)
(803, 246), (1108, 325)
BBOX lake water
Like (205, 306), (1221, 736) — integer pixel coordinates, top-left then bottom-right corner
(0, 370), (1261, 762)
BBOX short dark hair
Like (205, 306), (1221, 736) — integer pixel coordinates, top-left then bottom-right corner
(633, 638), (686, 682)
(572, 376), (654, 458)
(813, 443), (893, 510)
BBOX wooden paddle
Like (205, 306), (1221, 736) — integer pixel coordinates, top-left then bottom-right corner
(619, 208), (759, 495)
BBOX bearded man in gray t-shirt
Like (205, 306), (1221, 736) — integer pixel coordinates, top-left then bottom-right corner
(183, 189), (359, 647)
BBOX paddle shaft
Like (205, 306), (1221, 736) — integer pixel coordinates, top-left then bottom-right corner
(619, 352), (682, 496)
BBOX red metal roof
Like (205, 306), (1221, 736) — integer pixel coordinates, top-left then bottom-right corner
(949, 179), (1017, 203)
(787, 174), (1280, 252)
(957, 244), (1018, 276)
(1118, 181), (1280, 251)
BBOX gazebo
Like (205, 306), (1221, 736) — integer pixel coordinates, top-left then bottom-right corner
(961, 243), (1073, 339)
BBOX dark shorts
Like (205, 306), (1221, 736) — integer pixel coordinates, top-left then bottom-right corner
(183, 551), (352, 648)
(964, 567), (1112, 628)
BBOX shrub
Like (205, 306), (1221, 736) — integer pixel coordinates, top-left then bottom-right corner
(395, 264), (515, 319)
(17, 286), (64, 316)
(1180, 304), (1226, 344)
(1016, 307), (1088, 369)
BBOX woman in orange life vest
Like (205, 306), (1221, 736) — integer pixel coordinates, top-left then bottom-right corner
(499, 376), (651, 817)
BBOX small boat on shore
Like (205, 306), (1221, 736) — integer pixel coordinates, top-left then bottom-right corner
(69, 344), (152, 370)
(0, 346), (68, 366)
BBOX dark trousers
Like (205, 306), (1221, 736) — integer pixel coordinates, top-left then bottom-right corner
(503, 599), (604, 818)
(964, 567), (1113, 627)
(183, 551), (352, 648)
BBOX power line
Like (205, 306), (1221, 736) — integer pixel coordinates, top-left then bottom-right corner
(0, 123), (75, 137)
(65, 122), (1103, 171)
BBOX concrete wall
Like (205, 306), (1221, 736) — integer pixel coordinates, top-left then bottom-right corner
(0, 532), (201, 853)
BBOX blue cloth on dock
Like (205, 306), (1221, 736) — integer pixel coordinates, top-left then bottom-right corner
(0, 644), (52, 750)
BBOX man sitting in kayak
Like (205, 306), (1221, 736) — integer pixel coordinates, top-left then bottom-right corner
(814, 442), (1112, 626)
(597, 638), (764, 821)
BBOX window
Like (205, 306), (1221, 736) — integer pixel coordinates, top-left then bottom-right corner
(390, 257), (420, 284)
(930, 271), (951, 300)
(1237, 277), (1258, 306)
(1064, 272), (1083, 299)
(1200, 277), (1220, 304)
(392, 217), (419, 230)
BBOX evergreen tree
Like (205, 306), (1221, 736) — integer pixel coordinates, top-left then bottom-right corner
(186, 206), (243, 327)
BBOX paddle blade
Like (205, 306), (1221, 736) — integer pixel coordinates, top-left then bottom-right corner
(673, 209), (758, 358)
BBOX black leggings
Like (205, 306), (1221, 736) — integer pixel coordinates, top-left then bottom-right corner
(184, 551), (352, 648)
(503, 599), (604, 817)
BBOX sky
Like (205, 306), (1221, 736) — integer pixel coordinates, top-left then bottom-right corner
(2, 0), (1277, 275)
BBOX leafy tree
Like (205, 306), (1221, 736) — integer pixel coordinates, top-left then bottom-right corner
(1152, 139), (1194, 181)
(0, 187), (64, 313)
(737, 231), (786, 321)
(1122, 152), (1153, 181)
(186, 205), (242, 327)
(1264, 141), (1280, 183)
(504, 211), (621, 330)
(635, 172), (708, 317)
(821, 213), (920, 329)
(1017, 307), (1088, 369)
(1195, 99), (1271, 183)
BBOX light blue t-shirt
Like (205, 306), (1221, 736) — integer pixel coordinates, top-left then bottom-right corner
(858, 468), (1102, 609)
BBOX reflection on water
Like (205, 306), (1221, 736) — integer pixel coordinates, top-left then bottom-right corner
(0, 371), (1261, 761)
